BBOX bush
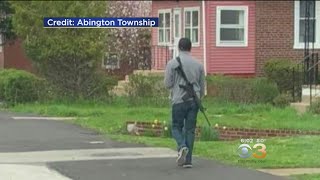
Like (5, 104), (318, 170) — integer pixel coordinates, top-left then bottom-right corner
(273, 93), (293, 108)
(84, 72), (118, 101)
(199, 125), (219, 141)
(206, 75), (279, 104)
(263, 59), (302, 94)
(0, 69), (43, 105)
(36, 79), (62, 103)
(162, 121), (172, 138)
(48, 71), (118, 102)
(0, 71), (9, 100)
(309, 99), (320, 114)
(251, 78), (280, 103)
(125, 74), (169, 106)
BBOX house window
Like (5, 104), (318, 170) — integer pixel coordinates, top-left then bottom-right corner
(294, 0), (320, 49)
(216, 6), (248, 47)
(158, 9), (171, 45)
(184, 7), (200, 44)
(103, 52), (120, 70)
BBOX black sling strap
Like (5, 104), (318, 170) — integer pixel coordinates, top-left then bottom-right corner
(174, 56), (211, 127)
(175, 56), (191, 87)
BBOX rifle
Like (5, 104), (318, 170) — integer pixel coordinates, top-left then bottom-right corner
(174, 56), (211, 127)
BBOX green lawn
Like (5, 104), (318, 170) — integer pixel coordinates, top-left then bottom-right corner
(5, 98), (320, 169)
(108, 134), (320, 169)
(290, 174), (320, 180)
(7, 98), (320, 132)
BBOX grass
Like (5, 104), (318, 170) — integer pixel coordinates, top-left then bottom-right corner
(7, 98), (320, 132)
(108, 134), (320, 169)
(290, 174), (320, 180)
(5, 98), (320, 169)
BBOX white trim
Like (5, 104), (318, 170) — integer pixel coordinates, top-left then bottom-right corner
(184, 6), (200, 47)
(294, 0), (320, 49)
(202, 1), (207, 96)
(216, 6), (249, 47)
(158, 9), (172, 46)
(173, 8), (182, 40)
(173, 8), (182, 58)
(202, 1), (207, 76)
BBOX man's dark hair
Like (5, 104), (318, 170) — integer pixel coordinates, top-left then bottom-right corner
(178, 37), (192, 52)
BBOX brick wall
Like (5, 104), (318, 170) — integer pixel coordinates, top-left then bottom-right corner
(3, 39), (34, 72)
(126, 121), (320, 141)
(216, 127), (320, 141)
(255, 1), (320, 76)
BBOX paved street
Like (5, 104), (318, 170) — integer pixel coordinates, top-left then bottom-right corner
(0, 111), (288, 180)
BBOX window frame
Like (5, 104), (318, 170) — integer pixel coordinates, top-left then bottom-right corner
(216, 6), (249, 47)
(184, 7), (200, 46)
(158, 9), (172, 46)
(294, 0), (320, 49)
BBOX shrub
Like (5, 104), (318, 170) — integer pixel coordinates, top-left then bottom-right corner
(263, 59), (302, 94)
(0, 72), (8, 100)
(162, 121), (172, 138)
(84, 72), (118, 101)
(206, 75), (279, 104)
(36, 79), (62, 103)
(47, 71), (118, 102)
(251, 78), (280, 103)
(309, 99), (320, 114)
(199, 125), (219, 141)
(125, 74), (169, 106)
(207, 75), (252, 103)
(0, 69), (43, 105)
(273, 93), (293, 108)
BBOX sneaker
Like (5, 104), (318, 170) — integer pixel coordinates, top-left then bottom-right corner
(176, 147), (189, 166)
(183, 163), (193, 168)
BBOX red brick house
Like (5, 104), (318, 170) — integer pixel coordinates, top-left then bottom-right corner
(0, 37), (33, 72)
(2, 1), (319, 79)
(151, 0), (320, 76)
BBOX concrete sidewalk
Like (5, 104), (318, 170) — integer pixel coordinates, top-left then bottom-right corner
(0, 164), (71, 180)
(258, 168), (320, 176)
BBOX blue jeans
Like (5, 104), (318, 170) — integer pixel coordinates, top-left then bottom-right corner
(171, 100), (199, 164)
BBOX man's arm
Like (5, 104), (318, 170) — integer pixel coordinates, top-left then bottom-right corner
(199, 65), (205, 99)
(164, 61), (174, 89)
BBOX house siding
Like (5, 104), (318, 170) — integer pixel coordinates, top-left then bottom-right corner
(255, 1), (320, 76)
(3, 40), (33, 72)
(151, 1), (204, 70)
(206, 1), (256, 75)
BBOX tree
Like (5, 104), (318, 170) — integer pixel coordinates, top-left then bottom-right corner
(10, 1), (110, 99)
(0, 0), (16, 45)
(106, 1), (152, 72)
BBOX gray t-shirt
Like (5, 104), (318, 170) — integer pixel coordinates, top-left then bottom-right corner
(164, 51), (205, 105)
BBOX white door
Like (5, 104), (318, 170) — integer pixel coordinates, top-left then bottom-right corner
(173, 8), (181, 58)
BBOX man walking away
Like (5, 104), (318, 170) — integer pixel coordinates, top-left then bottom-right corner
(164, 38), (205, 168)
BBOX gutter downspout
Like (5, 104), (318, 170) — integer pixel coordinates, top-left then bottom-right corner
(202, 0), (208, 95)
